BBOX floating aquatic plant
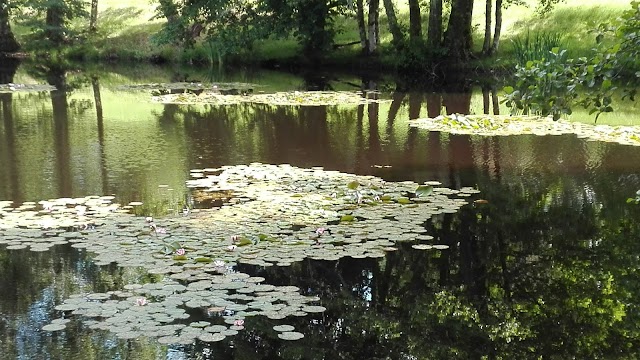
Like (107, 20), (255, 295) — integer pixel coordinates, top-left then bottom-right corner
(410, 114), (640, 147)
(1, 164), (473, 345)
(0, 83), (57, 93)
(152, 91), (391, 107)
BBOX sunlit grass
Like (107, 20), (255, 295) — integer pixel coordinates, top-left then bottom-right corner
(8, 0), (633, 65)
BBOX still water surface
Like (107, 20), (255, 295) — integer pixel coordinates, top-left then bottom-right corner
(1, 63), (640, 359)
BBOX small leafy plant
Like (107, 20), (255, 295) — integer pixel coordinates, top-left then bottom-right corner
(627, 190), (640, 204)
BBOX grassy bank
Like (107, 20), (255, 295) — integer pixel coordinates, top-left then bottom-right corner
(11, 0), (631, 69)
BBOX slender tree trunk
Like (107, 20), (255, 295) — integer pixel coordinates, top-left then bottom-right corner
(491, 87), (500, 115)
(90, 0), (98, 32)
(0, 58), (21, 202)
(482, 85), (490, 114)
(482, 0), (492, 55)
(444, 0), (474, 63)
(382, 0), (403, 51)
(426, 93), (442, 117)
(427, 0), (443, 49)
(367, 0), (380, 54)
(408, 0), (422, 41)
(356, 0), (368, 52)
(386, 91), (405, 132)
(0, 4), (20, 53)
(47, 66), (72, 197)
(491, 0), (503, 53)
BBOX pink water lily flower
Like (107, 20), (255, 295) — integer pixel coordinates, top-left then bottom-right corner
(315, 227), (327, 235)
(233, 319), (245, 327)
(226, 245), (237, 252)
(135, 298), (148, 306)
(175, 248), (186, 256)
(155, 227), (167, 234)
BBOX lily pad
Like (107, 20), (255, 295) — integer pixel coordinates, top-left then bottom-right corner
(198, 333), (226, 342)
(273, 325), (296, 332)
(278, 331), (305, 340)
(42, 323), (67, 331)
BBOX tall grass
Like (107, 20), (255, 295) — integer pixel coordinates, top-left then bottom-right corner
(511, 31), (565, 65)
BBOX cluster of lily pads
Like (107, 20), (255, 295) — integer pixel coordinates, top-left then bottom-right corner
(152, 91), (390, 106)
(0, 83), (57, 93)
(0, 164), (476, 344)
(410, 114), (640, 147)
(117, 82), (256, 93)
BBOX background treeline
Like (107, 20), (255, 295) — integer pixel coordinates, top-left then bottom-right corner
(0, 0), (627, 67)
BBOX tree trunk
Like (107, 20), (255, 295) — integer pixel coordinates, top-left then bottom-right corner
(444, 0), (474, 63)
(382, 0), (403, 51)
(0, 3), (20, 53)
(90, 0), (98, 32)
(408, 0), (422, 41)
(491, 87), (500, 115)
(427, 0), (443, 49)
(356, 0), (368, 52)
(482, 0), (492, 55)
(367, 0), (379, 54)
(46, 1), (65, 46)
(491, 0), (503, 53)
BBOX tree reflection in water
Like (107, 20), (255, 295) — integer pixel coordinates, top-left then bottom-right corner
(0, 64), (639, 359)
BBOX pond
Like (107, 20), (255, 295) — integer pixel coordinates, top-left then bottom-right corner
(1, 61), (640, 359)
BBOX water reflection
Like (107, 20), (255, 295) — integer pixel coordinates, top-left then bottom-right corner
(1, 63), (640, 359)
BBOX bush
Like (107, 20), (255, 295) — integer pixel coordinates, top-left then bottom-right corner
(504, 1), (640, 120)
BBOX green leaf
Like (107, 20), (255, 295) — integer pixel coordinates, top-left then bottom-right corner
(347, 181), (360, 190)
(340, 215), (355, 222)
(415, 185), (433, 198)
(602, 79), (612, 90)
(504, 86), (514, 94)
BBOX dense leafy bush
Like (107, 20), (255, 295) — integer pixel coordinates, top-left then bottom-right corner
(504, 1), (640, 120)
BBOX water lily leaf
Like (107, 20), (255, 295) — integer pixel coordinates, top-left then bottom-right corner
(273, 325), (295, 332)
(199, 333), (226, 342)
(301, 305), (326, 313)
(412, 244), (433, 250)
(347, 181), (360, 190)
(415, 185), (433, 197)
(42, 323), (67, 331)
(340, 215), (355, 222)
(432, 244), (450, 250)
(278, 331), (305, 340)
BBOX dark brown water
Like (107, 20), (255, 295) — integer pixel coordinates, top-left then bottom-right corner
(1, 63), (640, 359)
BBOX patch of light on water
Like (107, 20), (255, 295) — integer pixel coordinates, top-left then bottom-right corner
(16, 287), (55, 360)
(167, 347), (188, 360)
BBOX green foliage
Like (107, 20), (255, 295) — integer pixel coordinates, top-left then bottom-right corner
(502, 48), (579, 120)
(627, 190), (640, 204)
(17, 0), (88, 49)
(511, 31), (564, 66)
(153, 0), (352, 64)
(415, 185), (433, 198)
(504, 1), (640, 120)
(153, 0), (265, 64)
